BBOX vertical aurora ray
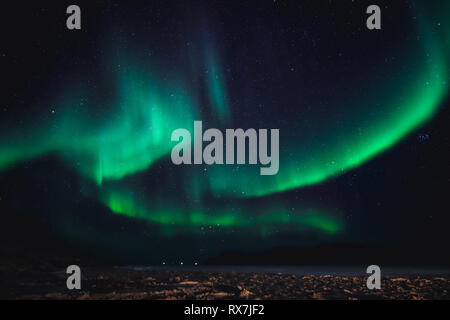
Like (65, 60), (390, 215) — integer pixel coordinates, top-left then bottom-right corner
(73, 66), (200, 184)
(205, 50), (230, 122)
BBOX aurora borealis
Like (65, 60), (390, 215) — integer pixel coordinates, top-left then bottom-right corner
(0, 0), (449, 263)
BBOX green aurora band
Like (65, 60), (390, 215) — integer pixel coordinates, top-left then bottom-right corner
(206, 8), (450, 197)
(0, 7), (449, 237)
(0, 66), (199, 184)
(208, 43), (448, 197)
(100, 188), (343, 236)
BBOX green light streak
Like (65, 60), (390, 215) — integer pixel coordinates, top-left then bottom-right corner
(206, 51), (230, 122)
(207, 27), (448, 197)
(0, 65), (198, 184)
(0, 7), (448, 244)
(101, 189), (343, 236)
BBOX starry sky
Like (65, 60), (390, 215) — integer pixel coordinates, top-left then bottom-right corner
(0, 0), (449, 264)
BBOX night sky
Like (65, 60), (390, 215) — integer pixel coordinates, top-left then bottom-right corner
(0, 0), (449, 264)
